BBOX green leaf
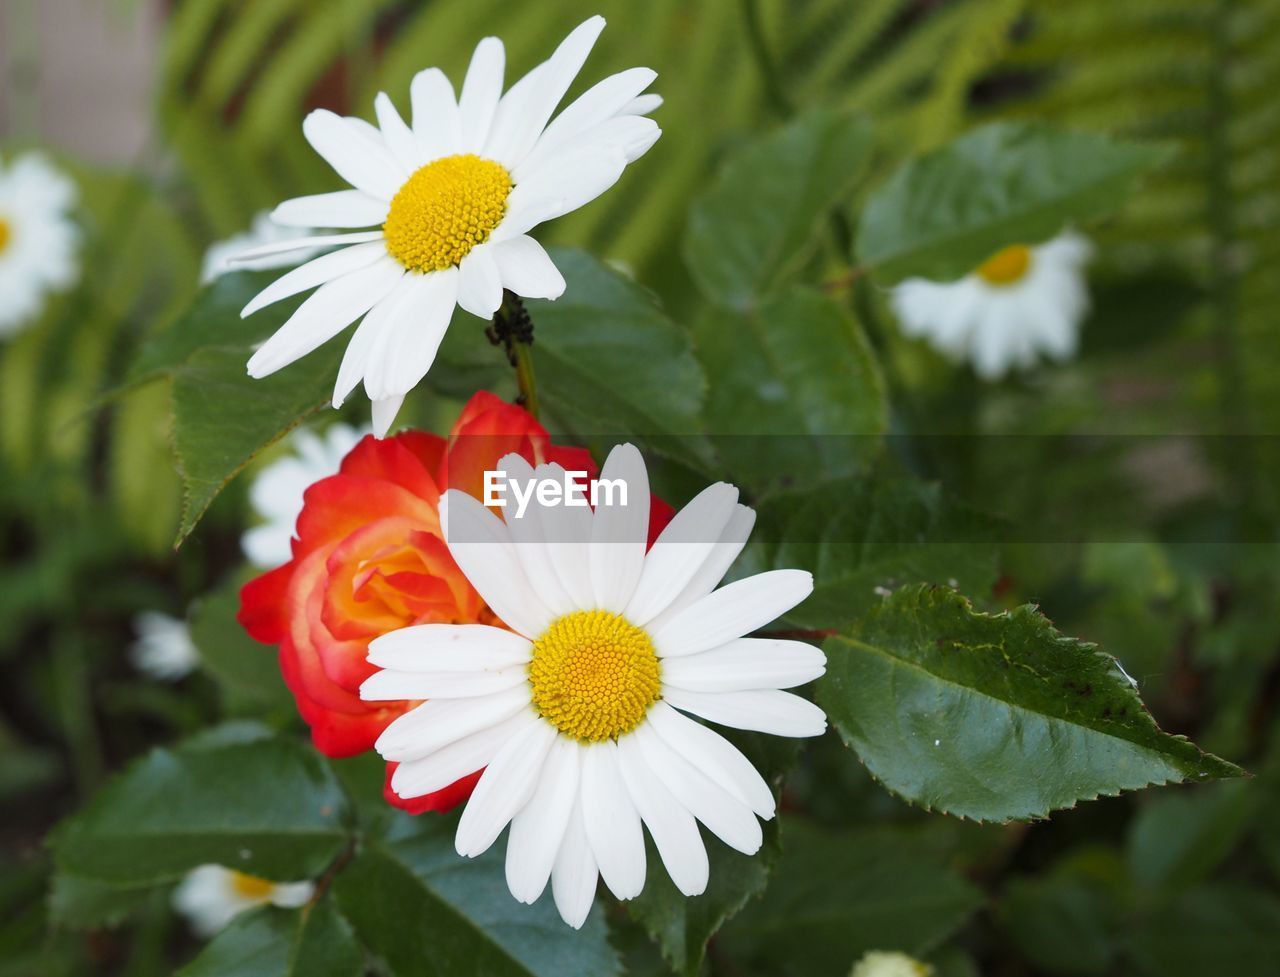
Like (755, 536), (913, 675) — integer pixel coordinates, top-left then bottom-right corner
(743, 475), (999, 630)
(857, 122), (1170, 284)
(684, 110), (874, 309)
(52, 732), (349, 885)
(1126, 781), (1255, 891)
(171, 345), (334, 544)
(1001, 859), (1124, 976)
(189, 574), (294, 716)
(47, 872), (160, 929)
(334, 814), (621, 977)
(693, 287), (886, 491)
(176, 903), (363, 977)
(527, 249), (709, 466)
(818, 586), (1243, 821)
(720, 821), (982, 977)
(1126, 885), (1280, 977)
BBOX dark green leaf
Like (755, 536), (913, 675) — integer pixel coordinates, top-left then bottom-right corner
(334, 814), (621, 977)
(176, 903), (363, 977)
(189, 574), (294, 716)
(684, 110), (874, 309)
(857, 122), (1169, 284)
(693, 287), (886, 492)
(819, 586), (1243, 821)
(1001, 861), (1123, 976)
(47, 872), (159, 929)
(52, 732), (349, 884)
(744, 475), (999, 630)
(1126, 781), (1255, 890)
(1126, 885), (1280, 977)
(720, 821), (982, 977)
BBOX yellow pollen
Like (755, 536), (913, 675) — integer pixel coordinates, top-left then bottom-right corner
(0, 217), (11, 255)
(529, 610), (662, 742)
(382, 154), (512, 273)
(976, 244), (1033, 287)
(228, 871), (276, 901)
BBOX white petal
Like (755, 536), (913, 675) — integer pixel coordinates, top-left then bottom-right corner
(230, 231), (384, 263)
(410, 68), (462, 159)
(496, 454), (577, 616)
(516, 66), (657, 177)
(391, 710), (532, 797)
(551, 792), (598, 930)
(646, 701), (774, 818)
(651, 570), (813, 659)
(633, 721), (761, 854)
(302, 109), (405, 199)
(616, 734), (708, 897)
(367, 624), (532, 671)
(241, 242), (387, 318)
(271, 189), (388, 228)
(501, 144), (626, 236)
(246, 258), (404, 378)
(624, 483), (738, 625)
(372, 685), (529, 761)
(486, 16), (606, 169)
(455, 720), (557, 857)
(456, 244), (504, 319)
(623, 93), (663, 116)
(441, 490), (554, 638)
(490, 236), (566, 299)
(458, 37), (505, 153)
(580, 741), (646, 900)
(664, 688), (827, 738)
(530, 463), (595, 608)
(333, 280), (412, 408)
(362, 267), (458, 401)
(589, 444), (650, 613)
(375, 92), (423, 172)
(506, 736), (579, 904)
(661, 638), (826, 693)
(644, 505), (756, 632)
(360, 665), (527, 700)
(371, 393), (406, 438)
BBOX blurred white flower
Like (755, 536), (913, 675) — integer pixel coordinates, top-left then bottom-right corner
(172, 865), (314, 938)
(890, 231), (1092, 380)
(130, 611), (199, 681)
(242, 422), (368, 567)
(200, 212), (318, 284)
(237, 16), (662, 436)
(850, 950), (934, 977)
(0, 153), (79, 338)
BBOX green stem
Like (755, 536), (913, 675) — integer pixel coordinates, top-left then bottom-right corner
(512, 340), (540, 421)
(490, 291), (540, 420)
(741, 0), (793, 118)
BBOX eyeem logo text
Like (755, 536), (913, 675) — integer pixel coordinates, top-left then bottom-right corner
(483, 470), (629, 518)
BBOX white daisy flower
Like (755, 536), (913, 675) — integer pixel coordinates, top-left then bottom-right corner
(0, 153), (79, 338)
(890, 231), (1092, 380)
(361, 444), (826, 928)
(241, 422), (368, 567)
(200, 212), (319, 284)
(237, 16), (662, 437)
(172, 865), (314, 938)
(130, 611), (200, 682)
(850, 950), (935, 977)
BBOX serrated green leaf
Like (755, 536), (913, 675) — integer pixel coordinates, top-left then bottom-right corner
(720, 821), (982, 977)
(334, 813), (621, 977)
(743, 475), (999, 630)
(176, 903), (363, 977)
(819, 586), (1243, 821)
(857, 122), (1170, 284)
(693, 287), (886, 492)
(684, 110), (873, 309)
(52, 732), (349, 885)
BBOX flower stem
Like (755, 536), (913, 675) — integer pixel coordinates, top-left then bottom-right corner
(487, 290), (540, 420)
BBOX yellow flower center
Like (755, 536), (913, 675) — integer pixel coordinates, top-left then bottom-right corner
(228, 871), (277, 901)
(976, 244), (1033, 286)
(382, 154), (513, 273)
(529, 610), (662, 742)
(0, 217), (11, 255)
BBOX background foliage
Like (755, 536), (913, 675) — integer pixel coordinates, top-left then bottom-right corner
(3, 0), (1279, 975)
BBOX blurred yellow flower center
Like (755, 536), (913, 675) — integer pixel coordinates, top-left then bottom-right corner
(382, 154), (512, 273)
(0, 217), (11, 255)
(228, 871), (277, 901)
(529, 610), (662, 742)
(976, 244), (1033, 286)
